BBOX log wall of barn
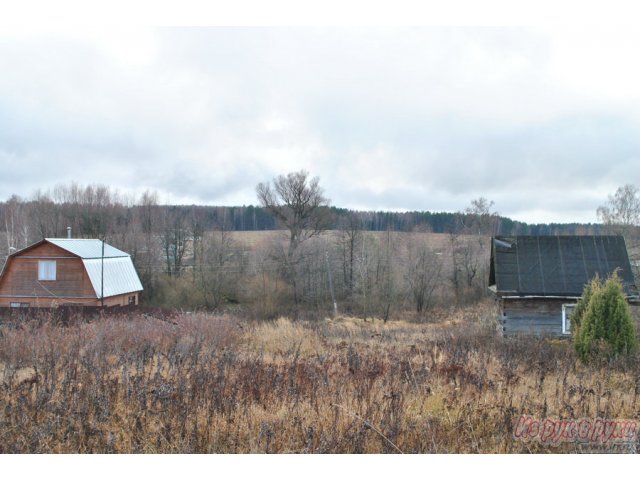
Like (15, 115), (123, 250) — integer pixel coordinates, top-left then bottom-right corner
(499, 298), (571, 336)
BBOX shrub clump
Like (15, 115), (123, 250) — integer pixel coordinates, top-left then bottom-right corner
(573, 272), (637, 362)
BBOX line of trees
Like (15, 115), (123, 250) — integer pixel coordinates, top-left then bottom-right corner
(0, 177), (636, 319)
(0, 184), (605, 255)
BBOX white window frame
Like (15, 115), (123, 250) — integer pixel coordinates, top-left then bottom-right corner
(562, 304), (576, 335)
(38, 260), (57, 281)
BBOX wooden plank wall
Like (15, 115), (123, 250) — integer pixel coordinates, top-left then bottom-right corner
(0, 292), (137, 308)
(499, 298), (570, 336)
(0, 296), (97, 307)
(0, 243), (95, 305)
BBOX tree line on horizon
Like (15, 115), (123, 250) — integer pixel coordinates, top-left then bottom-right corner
(0, 182), (604, 248)
(0, 178), (636, 318)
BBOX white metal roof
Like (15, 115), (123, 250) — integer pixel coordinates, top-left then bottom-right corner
(45, 238), (130, 259)
(83, 257), (144, 298)
(46, 238), (143, 297)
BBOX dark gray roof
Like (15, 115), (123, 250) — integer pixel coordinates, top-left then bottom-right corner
(489, 235), (638, 298)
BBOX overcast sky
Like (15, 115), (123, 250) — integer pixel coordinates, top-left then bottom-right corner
(1, 26), (640, 223)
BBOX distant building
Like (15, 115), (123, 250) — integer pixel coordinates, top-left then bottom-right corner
(489, 235), (639, 336)
(0, 238), (143, 307)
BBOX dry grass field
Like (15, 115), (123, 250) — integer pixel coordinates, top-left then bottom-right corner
(0, 304), (638, 453)
(228, 229), (457, 250)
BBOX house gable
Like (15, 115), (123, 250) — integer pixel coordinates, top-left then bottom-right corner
(0, 239), (143, 307)
(0, 242), (96, 301)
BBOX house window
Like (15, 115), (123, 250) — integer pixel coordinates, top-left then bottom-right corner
(128, 295), (136, 305)
(562, 304), (575, 335)
(9, 302), (29, 308)
(38, 260), (56, 281)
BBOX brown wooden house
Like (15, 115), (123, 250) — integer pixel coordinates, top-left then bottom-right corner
(489, 235), (639, 336)
(0, 238), (143, 307)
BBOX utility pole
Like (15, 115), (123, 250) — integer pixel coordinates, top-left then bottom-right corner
(101, 237), (105, 308)
(325, 250), (338, 317)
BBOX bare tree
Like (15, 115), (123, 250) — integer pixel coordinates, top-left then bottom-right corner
(352, 231), (397, 321)
(2, 195), (29, 255)
(450, 198), (498, 303)
(256, 170), (331, 256)
(464, 197), (499, 236)
(189, 207), (207, 276)
(161, 207), (191, 277)
(133, 190), (161, 296)
(337, 211), (363, 298)
(195, 227), (242, 309)
(355, 232), (374, 321)
(256, 170), (331, 307)
(29, 190), (62, 238)
(376, 229), (395, 322)
(597, 184), (640, 281)
(597, 184), (640, 235)
(50, 183), (121, 238)
(405, 239), (443, 315)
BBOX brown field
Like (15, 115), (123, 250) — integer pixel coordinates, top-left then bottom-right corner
(228, 230), (469, 270)
(1, 303), (638, 454)
(228, 229), (458, 249)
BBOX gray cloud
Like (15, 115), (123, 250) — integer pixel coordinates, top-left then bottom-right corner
(1, 27), (639, 223)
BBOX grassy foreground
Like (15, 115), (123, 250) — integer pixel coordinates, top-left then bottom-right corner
(0, 304), (638, 453)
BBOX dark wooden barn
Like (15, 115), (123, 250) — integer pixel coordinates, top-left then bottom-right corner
(489, 235), (639, 336)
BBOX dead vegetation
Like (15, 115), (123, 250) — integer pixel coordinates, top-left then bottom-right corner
(0, 303), (638, 453)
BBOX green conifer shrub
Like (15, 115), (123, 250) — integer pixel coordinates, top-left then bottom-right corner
(574, 271), (637, 362)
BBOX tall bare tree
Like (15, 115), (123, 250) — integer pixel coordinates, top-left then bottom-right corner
(405, 239), (443, 315)
(30, 190), (62, 238)
(597, 184), (640, 281)
(597, 184), (640, 235)
(2, 195), (29, 256)
(194, 227), (242, 309)
(337, 211), (363, 298)
(256, 170), (331, 307)
(133, 190), (160, 294)
(161, 207), (191, 277)
(464, 197), (499, 236)
(450, 197), (498, 303)
(256, 170), (331, 256)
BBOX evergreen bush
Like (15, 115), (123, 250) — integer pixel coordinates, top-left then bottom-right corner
(574, 271), (637, 362)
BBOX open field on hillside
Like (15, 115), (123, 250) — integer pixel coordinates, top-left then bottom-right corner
(228, 229), (458, 249)
(227, 230), (480, 269)
(1, 304), (639, 453)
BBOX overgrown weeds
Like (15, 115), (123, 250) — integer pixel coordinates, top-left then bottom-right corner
(0, 304), (638, 453)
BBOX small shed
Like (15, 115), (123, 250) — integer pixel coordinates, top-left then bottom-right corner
(0, 238), (143, 307)
(489, 235), (639, 336)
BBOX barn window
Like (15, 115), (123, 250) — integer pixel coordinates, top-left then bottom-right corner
(562, 304), (575, 335)
(38, 260), (57, 281)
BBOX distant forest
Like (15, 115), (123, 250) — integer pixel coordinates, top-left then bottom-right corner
(194, 205), (603, 236)
(0, 195), (602, 242)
